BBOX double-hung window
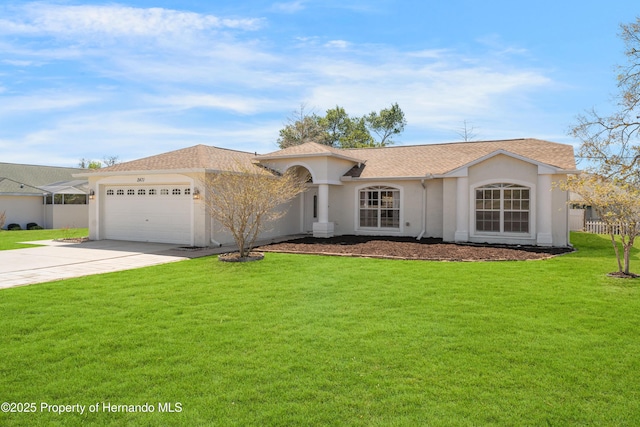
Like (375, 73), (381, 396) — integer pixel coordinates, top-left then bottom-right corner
(475, 184), (530, 234)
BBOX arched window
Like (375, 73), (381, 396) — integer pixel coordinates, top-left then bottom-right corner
(475, 183), (530, 233)
(359, 186), (400, 229)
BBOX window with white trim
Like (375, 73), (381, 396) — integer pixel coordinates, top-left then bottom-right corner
(475, 184), (530, 233)
(359, 186), (400, 229)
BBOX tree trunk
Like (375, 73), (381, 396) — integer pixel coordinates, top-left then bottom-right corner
(610, 233), (623, 273)
(624, 245), (631, 275)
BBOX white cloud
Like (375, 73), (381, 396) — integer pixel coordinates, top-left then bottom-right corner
(271, 1), (307, 14)
(0, 92), (98, 114)
(0, 2), (565, 163)
(0, 3), (263, 40)
(2, 59), (40, 67)
(299, 49), (552, 136)
(151, 93), (279, 115)
(324, 40), (349, 49)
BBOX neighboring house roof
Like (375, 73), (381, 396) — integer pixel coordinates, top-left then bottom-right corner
(40, 180), (89, 195)
(84, 144), (257, 174)
(341, 138), (577, 179)
(0, 162), (87, 196)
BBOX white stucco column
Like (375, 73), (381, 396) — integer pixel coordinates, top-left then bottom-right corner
(454, 177), (469, 242)
(313, 183), (334, 238)
(537, 174), (553, 246)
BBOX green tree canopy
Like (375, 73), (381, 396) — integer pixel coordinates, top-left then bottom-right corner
(277, 103), (406, 149)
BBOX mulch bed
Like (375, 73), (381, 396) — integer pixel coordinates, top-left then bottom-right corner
(258, 235), (574, 261)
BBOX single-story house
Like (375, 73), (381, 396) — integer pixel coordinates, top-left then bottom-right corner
(76, 138), (578, 247)
(0, 162), (89, 230)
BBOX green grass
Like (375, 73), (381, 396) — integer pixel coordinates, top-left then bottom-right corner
(0, 232), (639, 426)
(0, 228), (88, 250)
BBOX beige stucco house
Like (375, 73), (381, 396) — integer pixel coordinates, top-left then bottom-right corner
(77, 138), (578, 247)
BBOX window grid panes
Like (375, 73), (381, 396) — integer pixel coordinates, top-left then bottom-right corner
(475, 184), (529, 234)
(359, 186), (400, 229)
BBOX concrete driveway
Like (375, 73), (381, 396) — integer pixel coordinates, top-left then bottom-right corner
(0, 240), (195, 289)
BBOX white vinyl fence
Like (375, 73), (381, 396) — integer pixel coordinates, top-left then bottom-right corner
(583, 221), (621, 235)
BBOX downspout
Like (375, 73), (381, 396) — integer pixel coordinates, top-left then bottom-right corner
(210, 218), (222, 247)
(417, 173), (433, 240)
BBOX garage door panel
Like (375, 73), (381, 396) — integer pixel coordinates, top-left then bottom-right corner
(103, 185), (192, 244)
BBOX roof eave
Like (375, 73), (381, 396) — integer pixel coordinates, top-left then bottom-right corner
(74, 168), (208, 178)
(256, 152), (365, 164)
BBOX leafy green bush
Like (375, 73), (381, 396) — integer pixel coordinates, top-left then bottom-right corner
(7, 224), (21, 231)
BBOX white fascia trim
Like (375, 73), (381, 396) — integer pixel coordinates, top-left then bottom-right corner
(315, 180), (343, 185)
(341, 175), (438, 182)
(256, 152), (365, 164)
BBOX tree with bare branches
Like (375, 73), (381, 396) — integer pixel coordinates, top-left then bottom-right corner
(566, 17), (640, 277)
(572, 18), (640, 183)
(455, 120), (479, 142)
(0, 211), (6, 230)
(201, 163), (308, 259)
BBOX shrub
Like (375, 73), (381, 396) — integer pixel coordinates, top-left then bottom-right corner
(26, 223), (38, 230)
(0, 211), (5, 230)
(7, 224), (22, 231)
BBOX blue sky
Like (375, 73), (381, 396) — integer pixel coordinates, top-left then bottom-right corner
(0, 0), (636, 167)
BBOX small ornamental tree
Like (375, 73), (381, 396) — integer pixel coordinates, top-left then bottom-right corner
(561, 174), (640, 277)
(202, 163), (308, 259)
(0, 211), (6, 230)
(566, 17), (640, 277)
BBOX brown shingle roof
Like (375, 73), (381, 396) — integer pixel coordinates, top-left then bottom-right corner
(97, 144), (256, 173)
(255, 141), (365, 163)
(88, 138), (576, 178)
(342, 138), (576, 178)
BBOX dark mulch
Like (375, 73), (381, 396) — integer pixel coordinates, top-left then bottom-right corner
(219, 252), (265, 262)
(258, 235), (574, 261)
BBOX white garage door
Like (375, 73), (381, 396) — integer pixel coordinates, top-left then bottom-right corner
(103, 185), (192, 245)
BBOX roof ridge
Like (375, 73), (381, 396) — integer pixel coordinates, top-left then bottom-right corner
(343, 138), (546, 152)
(0, 161), (83, 171)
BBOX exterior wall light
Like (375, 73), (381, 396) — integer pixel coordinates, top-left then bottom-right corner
(89, 189), (95, 200)
(193, 188), (201, 200)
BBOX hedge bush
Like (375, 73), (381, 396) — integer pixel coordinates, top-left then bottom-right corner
(7, 224), (22, 231)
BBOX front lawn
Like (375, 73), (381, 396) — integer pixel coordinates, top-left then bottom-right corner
(0, 232), (639, 426)
(0, 228), (88, 250)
